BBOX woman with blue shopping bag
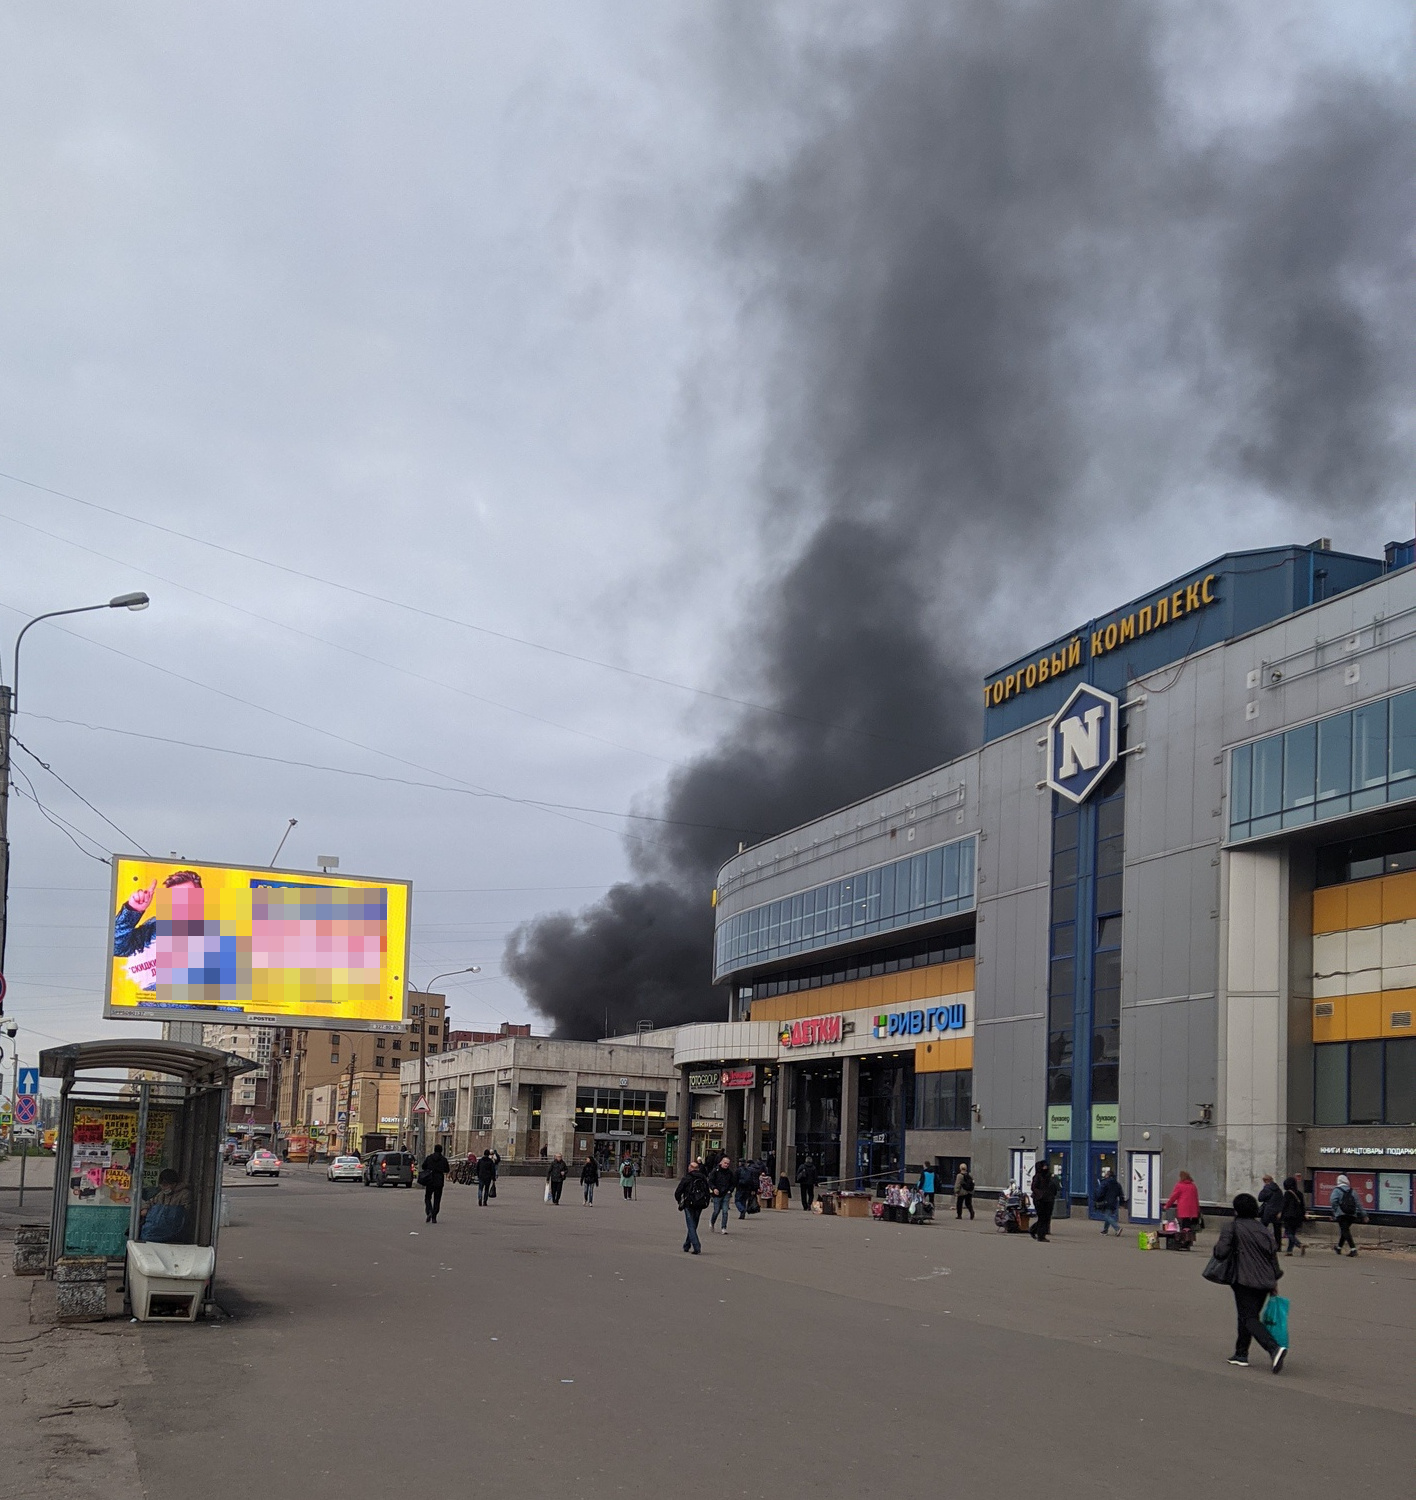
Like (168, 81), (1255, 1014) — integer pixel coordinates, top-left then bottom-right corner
(1202, 1193), (1288, 1373)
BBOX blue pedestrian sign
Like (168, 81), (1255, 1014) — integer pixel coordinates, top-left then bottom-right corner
(1046, 684), (1120, 804)
(17, 1067), (38, 1098)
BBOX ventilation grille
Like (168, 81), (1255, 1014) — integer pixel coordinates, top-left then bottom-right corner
(1313, 1003), (1335, 1018)
(1392, 1011), (1413, 1029)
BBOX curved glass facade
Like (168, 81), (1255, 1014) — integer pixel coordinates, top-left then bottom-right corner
(713, 834), (975, 978)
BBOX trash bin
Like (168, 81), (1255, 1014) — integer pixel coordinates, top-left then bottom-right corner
(126, 1242), (216, 1322)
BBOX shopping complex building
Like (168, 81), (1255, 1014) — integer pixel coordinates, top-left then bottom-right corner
(671, 538), (1416, 1220)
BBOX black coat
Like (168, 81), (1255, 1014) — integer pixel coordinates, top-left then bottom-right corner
(475, 1155), (497, 1185)
(795, 1162), (818, 1188)
(547, 1160), (568, 1184)
(420, 1152), (448, 1180)
(1214, 1217), (1283, 1290)
(708, 1165), (735, 1195)
(580, 1160), (600, 1185)
(1280, 1186), (1306, 1229)
(1031, 1170), (1058, 1207)
(1095, 1176), (1123, 1211)
(1258, 1182), (1283, 1225)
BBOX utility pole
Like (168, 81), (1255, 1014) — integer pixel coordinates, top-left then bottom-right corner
(0, 683), (12, 1007)
(414, 999), (427, 1160)
(343, 1049), (357, 1156)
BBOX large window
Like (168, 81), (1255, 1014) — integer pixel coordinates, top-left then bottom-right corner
(1090, 782), (1124, 1108)
(742, 927), (976, 1001)
(714, 834), (976, 976)
(1232, 689), (1416, 840)
(914, 1070), (973, 1131)
(574, 1086), (668, 1137)
(472, 1084), (494, 1132)
(1048, 804), (1079, 1110)
(1313, 1039), (1416, 1125)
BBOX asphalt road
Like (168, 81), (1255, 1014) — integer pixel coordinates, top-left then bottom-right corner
(121, 1170), (1415, 1500)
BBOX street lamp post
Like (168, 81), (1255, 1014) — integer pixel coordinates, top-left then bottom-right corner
(0, 592), (150, 1010)
(411, 966), (480, 1158)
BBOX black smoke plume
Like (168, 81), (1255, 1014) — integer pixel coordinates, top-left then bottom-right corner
(507, 1), (1416, 1039)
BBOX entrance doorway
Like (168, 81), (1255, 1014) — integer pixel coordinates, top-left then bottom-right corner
(1047, 1147), (1071, 1218)
(1127, 1151), (1161, 1222)
(1087, 1144), (1118, 1219)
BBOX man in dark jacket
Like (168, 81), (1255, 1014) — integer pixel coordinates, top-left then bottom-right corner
(954, 1165), (975, 1220)
(1029, 1160), (1059, 1242)
(735, 1159), (758, 1218)
(675, 1160), (710, 1253)
(420, 1145), (449, 1224)
(795, 1158), (819, 1212)
(580, 1155), (600, 1206)
(546, 1153), (569, 1205)
(708, 1155), (735, 1235)
(475, 1149), (497, 1206)
(1213, 1193), (1286, 1371)
(1095, 1167), (1124, 1234)
(1257, 1175), (1284, 1248)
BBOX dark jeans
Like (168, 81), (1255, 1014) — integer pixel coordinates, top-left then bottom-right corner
(799, 1184), (815, 1211)
(623, 1184), (633, 1199)
(956, 1193), (973, 1219)
(477, 1181), (492, 1205)
(549, 1179), (564, 1205)
(1232, 1284), (1280, 1359)
(1032, 1201), (1054, 1240)
(424, 1180), (443, 1220)
(583, 1182), (595, 1203)
(682, 1207), (703, 1252)
(1283, 1223), (1303, 1251)
(735, 1188), (750, 1218)
(1336, 1215), (1356, 1250)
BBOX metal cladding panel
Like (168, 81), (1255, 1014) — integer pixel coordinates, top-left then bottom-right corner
(713, 752), (980, 926)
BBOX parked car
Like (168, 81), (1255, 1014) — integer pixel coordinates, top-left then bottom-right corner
(229, 1144), (253, 1166)
(245, 1148), (281, 1177)
(327, 1154), (363, 1183)
(364, 1151), (414, 1188)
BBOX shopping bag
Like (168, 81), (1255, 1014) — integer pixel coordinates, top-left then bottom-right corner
(544, 1183), (552, 1203)
(1137, 1230), (1157, 1250)
(1260, 1294), (1290, 1347)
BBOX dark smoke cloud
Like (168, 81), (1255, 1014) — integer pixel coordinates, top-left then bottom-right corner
(508, 0), (1416, 1039)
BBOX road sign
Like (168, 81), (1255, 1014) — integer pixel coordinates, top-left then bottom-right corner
(336, 1111), (348, 1125)
(15, 1095), (37, 1125)
(18, 1067), (38, 1097)
(0, 1107), (11, 1127)
(412, 1095), (430, 1115)
(0, 973), (7, 1005)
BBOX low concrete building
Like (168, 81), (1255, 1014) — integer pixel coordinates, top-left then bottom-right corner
(400, 1035), (678, 1174)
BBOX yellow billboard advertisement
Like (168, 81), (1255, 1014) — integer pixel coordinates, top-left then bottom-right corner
(104, 857), (411, 1032)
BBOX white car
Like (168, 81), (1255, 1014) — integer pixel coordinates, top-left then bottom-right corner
(245, 1149), (281, 1177)
(327, 1154), (363, 1182)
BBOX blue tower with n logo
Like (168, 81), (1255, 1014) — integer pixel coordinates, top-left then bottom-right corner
(1046, 685), (1119, 805)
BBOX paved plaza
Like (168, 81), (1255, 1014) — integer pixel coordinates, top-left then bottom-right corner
(4, 1170), (1414, 1499)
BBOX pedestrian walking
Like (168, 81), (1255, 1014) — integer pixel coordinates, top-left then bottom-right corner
(1280, 1175), (1306, 1255)
(917, 1164), (936, 1208)
(675, 1159), (710, 1254)
(419, 1144), (449, 1224)
(1329, 1173), (1363, 1256)
(735, 1158), (757, 1219)
(1258, 1174), (1284, 1249)
(1094, 1166), (1124, 1234)
(795, 1157), (819, 1212)
(475, 1148), (497, 1206)
(619, 1157), (635, 1200)
(546, 1152), (568, 1206)
(708, 1155), (735, 1235)
(1205, 1193), (1287, 1372)
(580, 1155), (599, 1205)
(1029, 1160), (1058, 1242)
(1162, 1169), (1201, 1236)
(954, 1164), (975, 1220)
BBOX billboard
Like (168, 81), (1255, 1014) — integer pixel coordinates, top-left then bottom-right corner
(104, 856), (411, 1032)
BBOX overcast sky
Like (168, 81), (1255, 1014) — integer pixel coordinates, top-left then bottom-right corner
(2, 4), (1413, 1073)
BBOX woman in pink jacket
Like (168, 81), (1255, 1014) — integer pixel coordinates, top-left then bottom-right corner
(1163, 1170), (1201, 1231)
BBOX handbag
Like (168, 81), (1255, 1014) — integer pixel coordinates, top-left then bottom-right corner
(1201, 1227), (1237, 1284)
(489, 1180), (497, 1199)
(417, 1171), (432, 1187)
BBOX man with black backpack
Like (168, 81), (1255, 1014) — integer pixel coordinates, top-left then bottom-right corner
(796, 1157), (819, 1212)
(1329, 1173), (1363, 1256)
(675, 1158), (710, 1253)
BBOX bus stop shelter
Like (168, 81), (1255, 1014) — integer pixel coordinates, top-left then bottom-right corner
(40, 1038), (256, 1281)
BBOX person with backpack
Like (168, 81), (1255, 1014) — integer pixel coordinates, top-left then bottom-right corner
(1330, 1174), (1363, 1256)
(1207, 1193), (1287, 1372)
(619, 1157), (636, 1200)
(1028, 1160), (1058, 1242)
(795, 1157), (819, 1212)
(546, 1153), (569, 1206)
(475, 1149), (497, 1206)
(419, 1144), (449, 1224)
(580, 1155), (600, 1206)
(954, 1164), (975, 1220)
(1279, 1176), (1306, 1256)
(708, 1155), (735, 1234)
(1258, 1174), (1284, 1249)
(675, 1159), (710, 1253)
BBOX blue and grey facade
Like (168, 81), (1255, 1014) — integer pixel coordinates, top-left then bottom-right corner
(686, 539), (1416, 1218)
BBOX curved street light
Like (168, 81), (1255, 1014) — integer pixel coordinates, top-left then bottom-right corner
(0, 591), (152, 989)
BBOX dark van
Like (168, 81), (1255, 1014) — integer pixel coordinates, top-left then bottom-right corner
(364, 1151), (415, 1188)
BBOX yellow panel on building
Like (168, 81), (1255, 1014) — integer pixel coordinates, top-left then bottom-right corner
(748, 959), (976, 1024)
(1345, 880), (1384, 931)
(1383, 872), (1416, 924)
(1345, 991), (1383, 1041)
(1312, 997), (1345, 1043)
(1312, 885), (1348, 935)
(1381, 992), (1416, 1037)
